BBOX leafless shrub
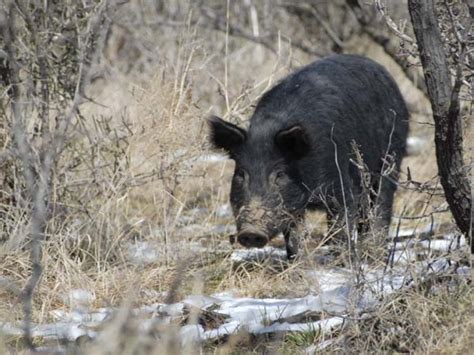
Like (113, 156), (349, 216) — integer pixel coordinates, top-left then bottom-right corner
(0, 0), (114, 349)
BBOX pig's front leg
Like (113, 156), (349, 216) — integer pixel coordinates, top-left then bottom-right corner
(284, 221), (302, 261)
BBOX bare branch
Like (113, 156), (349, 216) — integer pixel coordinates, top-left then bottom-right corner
(0, 5), (38, 196)
(280, 2), (346, 50)
(374, 0), (415, 44)
(346, 0), (427, 95)
(197, 4), (327, 57)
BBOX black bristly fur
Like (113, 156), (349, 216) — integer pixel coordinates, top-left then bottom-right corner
(209, 54), (409, 259)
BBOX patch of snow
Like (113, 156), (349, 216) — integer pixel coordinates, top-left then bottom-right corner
(63, 289), (95, 308)
(203, 320), (241, 340)
(133, 303), (162, 316)
(215, 204), (232, 218)
(160, 302), (185, 317)
(389, 233), (466, 256)
(211, 290), (236, 298)
(177, 208), (210, 225)
(180, 324), (205, 345)
(406, 136), (429, 155)
(248, 316), (344, 335)
(51, 308), (111, 323)
(216, 295), (320, 324)
(195, 153), (229, 163)
(306, 339), (336, 353)
(216, 203), (232, 218)
(0, 322), (97, 341)
(182, 295), (221, 309)
(210, 224), (236, 235)
(230, 246), (288, 264)
(389, 223), (437, 239)
(457, 266), (471, 277)
(307, 268), (351, 293)
(125, 240), (212, 265)
(126, 241), (162, 264)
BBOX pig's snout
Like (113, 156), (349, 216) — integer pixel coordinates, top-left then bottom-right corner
(237, 231), (268, 248)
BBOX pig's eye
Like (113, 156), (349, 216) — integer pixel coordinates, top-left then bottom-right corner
(274, 170), (287, 185)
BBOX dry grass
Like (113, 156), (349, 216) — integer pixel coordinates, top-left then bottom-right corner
(342, 280), (474, 353)
(0, 2), (472, 354)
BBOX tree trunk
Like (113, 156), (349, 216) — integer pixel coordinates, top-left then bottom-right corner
(408, 0), (472, 252)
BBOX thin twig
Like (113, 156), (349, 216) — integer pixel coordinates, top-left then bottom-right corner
(374, 0), (415, 44)
(280, 2), (346, 49)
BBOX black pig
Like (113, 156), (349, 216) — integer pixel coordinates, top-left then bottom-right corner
(209, 54), (408, 259)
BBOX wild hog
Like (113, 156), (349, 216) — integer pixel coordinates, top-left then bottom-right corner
(209, 54), (409, 260)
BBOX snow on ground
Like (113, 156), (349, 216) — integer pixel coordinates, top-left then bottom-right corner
(0, 227), (468, 349)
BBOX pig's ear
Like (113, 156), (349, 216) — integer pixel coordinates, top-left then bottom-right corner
(275, 125), (310, 158)
(208, 116), (247, 153)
